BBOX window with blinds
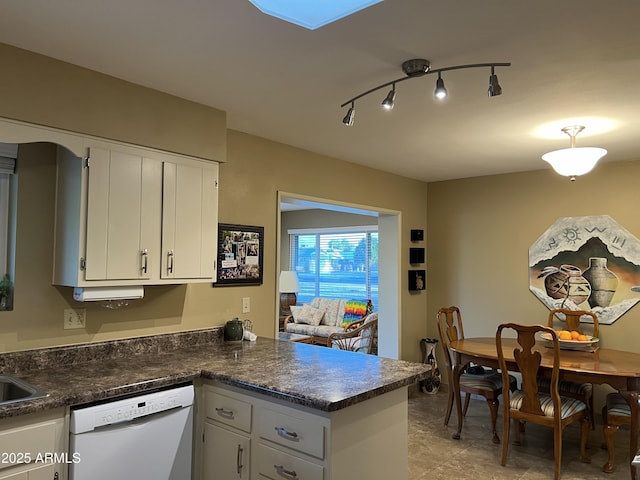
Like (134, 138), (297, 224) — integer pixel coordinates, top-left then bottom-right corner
(288, 226), (378, 307)
(0, 143), (17, 310)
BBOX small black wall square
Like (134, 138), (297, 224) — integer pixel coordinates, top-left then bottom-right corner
(408, 270), (426, 291)
(409, 248), (425, 264)
(410, 229), (424, 242)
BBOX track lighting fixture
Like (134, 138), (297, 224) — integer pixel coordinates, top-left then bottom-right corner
(542, 125), (607, 181)
(381, 84), (396, 110)
(434, 73), (447, 100)
(340, 58), (510, 126)
(342, 102), (355, 126)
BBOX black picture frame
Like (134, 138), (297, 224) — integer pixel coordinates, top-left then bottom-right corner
(216, 224), (264, 286)
(409, 247), (425, 265)
(410, 229), (424, 242)
(408, 270), (426, 291)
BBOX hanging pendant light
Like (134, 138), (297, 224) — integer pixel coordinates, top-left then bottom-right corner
(541, 125), (607, 181)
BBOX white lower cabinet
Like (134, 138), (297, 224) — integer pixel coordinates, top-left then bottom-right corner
(201, 382), (409, 480)
(203, 423), (250, 480)
(0, 409), (67, 480)
(0, 464), (58, 480)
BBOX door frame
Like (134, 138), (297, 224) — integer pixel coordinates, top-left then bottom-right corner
(277, 191), (402, 359)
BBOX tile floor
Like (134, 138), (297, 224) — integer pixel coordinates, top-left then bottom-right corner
(408, 390), (632, 480)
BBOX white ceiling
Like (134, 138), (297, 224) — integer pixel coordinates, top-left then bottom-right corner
(1, 0), (639, 182)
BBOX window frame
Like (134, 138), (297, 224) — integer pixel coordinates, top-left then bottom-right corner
(288, 225), (378, 306)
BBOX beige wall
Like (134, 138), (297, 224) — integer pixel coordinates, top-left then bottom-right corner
(0, 44), (428, 360)
(224, 131), (428, 360)
(427, 160), (640, 359)
(0, 43), (226, 162)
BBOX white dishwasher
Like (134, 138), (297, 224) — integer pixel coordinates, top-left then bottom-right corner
(69, 383), (194, 480)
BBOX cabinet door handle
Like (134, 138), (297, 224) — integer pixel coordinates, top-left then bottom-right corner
(215, 407), (234, 419)
(274, 465), (298, 479)
(140, 249), (148, 274)
(236, 444), (243, 475)
(167, 250), (174, 274)
(275, 426), (299, 441)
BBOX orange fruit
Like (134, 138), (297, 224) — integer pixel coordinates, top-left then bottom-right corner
(577, 334), (589, 342)
(570, 330), (580, 340)
(558, 330), (572, 341)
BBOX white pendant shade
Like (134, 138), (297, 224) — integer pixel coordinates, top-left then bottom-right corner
(542, 147), (607, 177)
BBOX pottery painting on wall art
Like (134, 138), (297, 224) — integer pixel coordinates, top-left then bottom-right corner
(529, 215), (640, 325)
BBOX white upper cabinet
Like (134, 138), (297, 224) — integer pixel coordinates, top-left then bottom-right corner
(161, 162), (217, 280)
(85, 147), (162, 281)
(53, 138), (218, 287)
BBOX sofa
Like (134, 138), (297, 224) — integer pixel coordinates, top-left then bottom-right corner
(284, 297), (372, 346)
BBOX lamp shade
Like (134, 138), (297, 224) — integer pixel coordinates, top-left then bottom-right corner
(541, 147), (607, 178)
(279, 271), (299, 293)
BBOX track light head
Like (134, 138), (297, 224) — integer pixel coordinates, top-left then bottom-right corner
(434, 73), (448, 100)
(342, 103), (355, 126)
(381, 85), (396, 110)
(488, 66), (502, 97)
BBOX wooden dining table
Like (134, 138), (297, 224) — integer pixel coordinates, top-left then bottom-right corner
(449, 337), (640, 480)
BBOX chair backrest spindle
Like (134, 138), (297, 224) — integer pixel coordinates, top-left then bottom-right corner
(547, 308), (599, 339)
(437, 306), (463, 371)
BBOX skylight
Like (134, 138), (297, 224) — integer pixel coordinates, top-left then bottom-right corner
(248, 0), (383, 30)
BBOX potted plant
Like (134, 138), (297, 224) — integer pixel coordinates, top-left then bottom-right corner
(0, 274), (11, 309)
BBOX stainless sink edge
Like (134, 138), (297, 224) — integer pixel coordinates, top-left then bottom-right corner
(0, 373), (49, 406)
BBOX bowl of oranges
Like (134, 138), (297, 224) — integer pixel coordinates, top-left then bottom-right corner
(540, 330), (599, 351)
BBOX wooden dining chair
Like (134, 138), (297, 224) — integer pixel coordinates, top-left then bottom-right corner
(437, 306), (516, 444)
(539, 308), (598, 429)
(496, 323), (590, 480)
(601, 392), (638, 473)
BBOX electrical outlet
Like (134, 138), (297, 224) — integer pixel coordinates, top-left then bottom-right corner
(64, 308), (86, 329)
(242, 297), (250, 314)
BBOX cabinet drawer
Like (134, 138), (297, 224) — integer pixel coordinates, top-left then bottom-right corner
(205, 390), (252, 433)
(256, 407), (325, 459)
(256, 443), (323, 480)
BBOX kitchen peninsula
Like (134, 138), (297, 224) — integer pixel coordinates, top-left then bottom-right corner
(0, 328), (428, 480)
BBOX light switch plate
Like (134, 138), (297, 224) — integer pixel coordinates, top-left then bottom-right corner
(242, 297), (250, 313)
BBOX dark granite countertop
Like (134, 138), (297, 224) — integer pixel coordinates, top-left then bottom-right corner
(0, 335), (429, 419)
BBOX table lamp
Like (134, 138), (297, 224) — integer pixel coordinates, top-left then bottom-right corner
(279, 271), (299, 316)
